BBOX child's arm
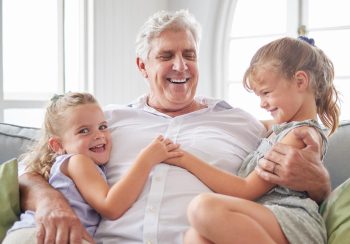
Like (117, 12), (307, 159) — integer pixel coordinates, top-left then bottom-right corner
(166, 126), (313, 200)
(167, 151), (274, 200)
(64, 136), (182, 220)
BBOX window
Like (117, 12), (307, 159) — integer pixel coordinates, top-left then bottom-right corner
(0, 0), (90, 127)
(225, 0), (350, 121)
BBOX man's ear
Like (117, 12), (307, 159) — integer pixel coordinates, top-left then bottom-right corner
(48, 137), (64, 154)
(294, 70), (309, 90)
(136, 57), (148, 79)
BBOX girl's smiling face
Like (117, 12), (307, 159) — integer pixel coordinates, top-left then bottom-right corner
(53, 103), (112, 165)
(251, 67), (309, 124)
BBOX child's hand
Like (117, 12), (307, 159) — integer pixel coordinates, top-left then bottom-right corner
(138, 135), (183, 166)
(164, 155), (184, 167)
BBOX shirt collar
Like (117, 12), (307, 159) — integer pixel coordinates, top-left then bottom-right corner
(127, 94), (233, 116)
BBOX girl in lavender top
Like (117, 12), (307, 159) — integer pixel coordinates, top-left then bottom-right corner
(4, 92), (181, 243)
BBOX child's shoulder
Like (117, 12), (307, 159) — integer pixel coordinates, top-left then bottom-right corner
(275, 120), (325, 149)
(68, 154), (94, 165)
(274, 119), (322, 135)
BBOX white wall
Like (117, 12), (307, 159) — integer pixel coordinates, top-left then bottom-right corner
(92, 0), (229, 106)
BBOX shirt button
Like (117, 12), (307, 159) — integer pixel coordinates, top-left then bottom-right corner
(155, 176), (162, 181)
(146, 240), (153, 244)
(148, 206), (156, 212)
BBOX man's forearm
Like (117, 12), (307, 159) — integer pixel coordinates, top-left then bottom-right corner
(19, 172), (67, 211)
(307, 165), (331, 204)
(19, 172), (92, 244)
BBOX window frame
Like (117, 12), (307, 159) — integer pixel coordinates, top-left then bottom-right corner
(0, 0), (91, 125)
(221, 0), (350, 120)
(219, 0), (299, 101)
(0, 0), (64, 122)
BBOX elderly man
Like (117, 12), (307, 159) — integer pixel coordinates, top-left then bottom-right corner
(18, 9), (330, 244)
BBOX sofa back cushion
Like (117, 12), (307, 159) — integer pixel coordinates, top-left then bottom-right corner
(323, 121), (350, 189)
(0, 121), (349, 188)
(0, 123), (40, 164)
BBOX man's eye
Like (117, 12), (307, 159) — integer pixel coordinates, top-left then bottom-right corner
(184, 53), (196, 60)
(79, 128), (89, 134)
(158, 55), (172, 61)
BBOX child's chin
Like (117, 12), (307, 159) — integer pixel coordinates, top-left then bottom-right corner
(94, 159), (107, 165)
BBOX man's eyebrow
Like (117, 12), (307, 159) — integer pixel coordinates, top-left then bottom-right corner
(159, 50), (172, 53)
(184, 48), (196, 52)
(156, 50), (173, 55)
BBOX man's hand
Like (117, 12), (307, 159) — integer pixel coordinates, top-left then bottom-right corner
(20, 172), (94, 244)
(35, 199), (94, 244)
(255, 126), (331, 203)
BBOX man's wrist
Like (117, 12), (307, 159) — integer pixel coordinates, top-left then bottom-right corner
(308, 166), (331, 203)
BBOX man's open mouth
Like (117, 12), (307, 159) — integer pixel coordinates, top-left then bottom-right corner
(167, 78), (190, 84)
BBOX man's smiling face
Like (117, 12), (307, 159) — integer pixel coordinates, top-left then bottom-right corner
(139, 28), (199, 112)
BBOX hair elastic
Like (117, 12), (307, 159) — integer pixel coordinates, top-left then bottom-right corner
(298, 36), (315, 46)
(50, 94), (64, 102)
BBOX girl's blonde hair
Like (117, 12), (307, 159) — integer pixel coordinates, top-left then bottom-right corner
(243, 37), (340, 135)
(22, 92), (98, 180)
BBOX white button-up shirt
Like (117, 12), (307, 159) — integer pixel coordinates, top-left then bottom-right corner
(95, 95), (265, 244)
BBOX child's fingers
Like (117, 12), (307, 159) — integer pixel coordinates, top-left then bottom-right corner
(166, 143), (180, 151)
(163, 138), (174, 145)
(156, 135), (164, 141)
(168, 151), (183, 158)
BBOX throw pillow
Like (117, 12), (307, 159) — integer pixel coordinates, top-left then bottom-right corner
(320, 177), (350, 244)
(0, 158), (20, 241)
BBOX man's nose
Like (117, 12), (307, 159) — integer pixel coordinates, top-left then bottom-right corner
(172, 56), (188, 72)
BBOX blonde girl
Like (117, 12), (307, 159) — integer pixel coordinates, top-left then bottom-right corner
(166, 37), (340, 244)
(5, 92), (181, 243)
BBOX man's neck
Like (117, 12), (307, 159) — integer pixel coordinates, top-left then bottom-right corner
(149, 99), (207, 117)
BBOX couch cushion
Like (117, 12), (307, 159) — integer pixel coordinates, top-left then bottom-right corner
(0, 158), (20, 241)
(0, 123), (40, 164)
(323, 121), (350, 189)
(320, 177), (350, 244)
